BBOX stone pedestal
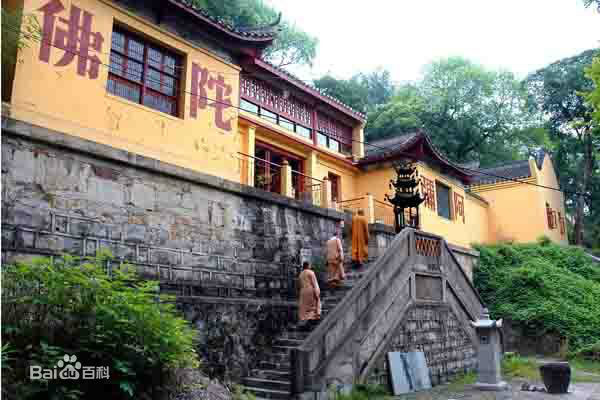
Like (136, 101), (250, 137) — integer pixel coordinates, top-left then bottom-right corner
(472, 309), (509, 391)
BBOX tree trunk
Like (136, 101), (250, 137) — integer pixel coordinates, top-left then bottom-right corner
(573, 133), (594, 246)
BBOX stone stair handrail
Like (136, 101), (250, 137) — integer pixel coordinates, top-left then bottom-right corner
(291, 228), (485, 396)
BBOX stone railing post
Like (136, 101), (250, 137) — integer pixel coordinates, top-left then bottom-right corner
(321, 177), (332, 208)
(364, 193), (375, 224)
(246, 125), (256, 186)
(281, 160), (294, 198)
(352, 123), (365, 161)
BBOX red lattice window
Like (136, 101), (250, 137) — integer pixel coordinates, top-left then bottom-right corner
(240, 76), (312, 126)
(108, 28), (181, 116)
(421, 176), (436, 211)
(316, 112), (353, 148)
(454, 192), (465, 223)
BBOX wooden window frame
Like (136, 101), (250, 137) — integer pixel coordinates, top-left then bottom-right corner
(435, 181), (453, 220)
(108, 26), (182, 117)
(328, 172), (341, 203)
(255, 140), (305, 194)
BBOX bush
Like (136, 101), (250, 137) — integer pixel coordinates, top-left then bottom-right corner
(573, 341), (600, 362)
(474, 241), (600, 352)
(1, 252), (199, 400)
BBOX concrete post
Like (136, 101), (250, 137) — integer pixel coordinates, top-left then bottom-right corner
(472, 309), (508, 391)
(281, 160), (294, 198)
(246, 125), (256, 186)
(321, 177), (332, 209)
(352, 123), (365, 161)
(364, 193), (375, 224)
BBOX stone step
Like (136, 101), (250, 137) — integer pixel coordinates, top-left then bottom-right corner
(252, 369), (292, 381)
(279, 330), (309, 340)
(243, 386), (291, 400)
(243, 377), (291, 391)
(259, 351), (290, 364)
(258, 360), (291, 371)
(271, 345), (298, 354)
(274, 338), (303, 347)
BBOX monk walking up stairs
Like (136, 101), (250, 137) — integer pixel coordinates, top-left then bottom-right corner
(351, 209), (370, 269)
(326, 232), (345, 288)
(297, 262), (321, 331)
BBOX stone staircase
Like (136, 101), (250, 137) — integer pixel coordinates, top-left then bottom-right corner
(242, 266), (369, 400)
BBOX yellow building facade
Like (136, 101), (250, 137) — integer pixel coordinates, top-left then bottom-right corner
(2, 0), (568, 250)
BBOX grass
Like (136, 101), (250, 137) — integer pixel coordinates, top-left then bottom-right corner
(501, 354), (600, 383)
(446, 371), (477, 391)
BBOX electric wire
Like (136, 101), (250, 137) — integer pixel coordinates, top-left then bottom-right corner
(3, 23), (587, 197)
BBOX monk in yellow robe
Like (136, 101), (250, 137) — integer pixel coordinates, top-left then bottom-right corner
(352, 209), (370, 267)
(298, 262), (321, 325)
(326, 233), (344, 288)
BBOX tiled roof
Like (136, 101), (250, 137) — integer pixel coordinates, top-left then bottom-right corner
(169, 1), (364, 120)
(364, 133), (418, 158)
(169, 0), (278, 41)
(470, 159), (532, 186)
(253, 59), (367, 121)
(359, 131), (472, 183)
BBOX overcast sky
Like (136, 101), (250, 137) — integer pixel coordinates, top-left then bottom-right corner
(270, 0), (599, 84)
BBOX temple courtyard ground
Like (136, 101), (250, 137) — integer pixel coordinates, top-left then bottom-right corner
(393, 357), (600, 400)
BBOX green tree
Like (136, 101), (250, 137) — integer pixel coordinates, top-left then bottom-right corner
(583, 0), (600, 11)
(525, 49), (600, 246)
(313, 68), (395, 113)
(1, 6), (41, 101)
(1, 253), (199, 399)
(365, 84), (424, 140)
(417, 57), (537, 165)
(360, 68), (395, 108)
(584, 57), (600, 249)
(313, 74), (369, 112)
(365, 58), (539, 166)
(190, 0), (317, 68)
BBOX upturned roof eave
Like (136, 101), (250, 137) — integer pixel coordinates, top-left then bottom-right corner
(359, 131), (474, 184)
(167, 0), (277, 44)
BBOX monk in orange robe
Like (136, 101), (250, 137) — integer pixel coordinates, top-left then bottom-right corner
(326, 233), (345, 288)
(298, 262), (321, 326)
(352, 209), (370, 267)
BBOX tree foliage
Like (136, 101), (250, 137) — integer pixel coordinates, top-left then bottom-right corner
(526, 49), (600, 246)
(583, 0), (600, 11)
(365, 58), (541, 167)
(1, 7), (41, 66)
(190, 0), (317, 68)
(474, 240), (600, 352)
(313, 68), (395, 113)
(1, 252), (199, 400)
(365, 84), (424, 139)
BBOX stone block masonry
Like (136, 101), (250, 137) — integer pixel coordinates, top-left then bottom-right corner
(1, 117), (344, 381)
(1, 117), (344, 293)
(369, 304), (477, 386)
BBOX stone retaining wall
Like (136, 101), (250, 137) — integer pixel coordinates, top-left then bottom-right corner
(1, 117), (341, 380)
(369, 303), (477, 386)
(1, 118), (344, 293)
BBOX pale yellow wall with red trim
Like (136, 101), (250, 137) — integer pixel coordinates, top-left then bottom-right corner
(237, 117), (359, 201)
(470, 156), (568, 245)
(9, 0), (243, 183)
(7, 0), (568, 248)
(354, 162), (490, 249)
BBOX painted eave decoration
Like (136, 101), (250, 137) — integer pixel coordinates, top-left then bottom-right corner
(241, 57), (367, 124)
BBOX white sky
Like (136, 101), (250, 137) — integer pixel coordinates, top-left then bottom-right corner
(270, 0), (599, 84)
